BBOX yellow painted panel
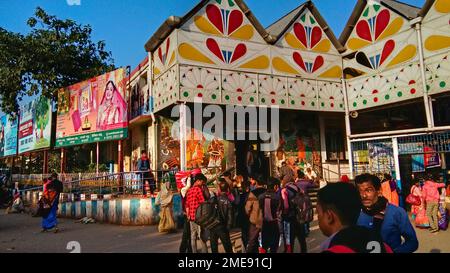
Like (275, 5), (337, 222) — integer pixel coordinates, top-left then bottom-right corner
(272, 57), (299, 75)
(285, 33), (306, 50)
(318, 66), (342, 78)
(435, 0), (450, 13)
(178, 43), (215, 64)
(376, 17), (404, 42)
(425, 35), (450, 51)
(347, 38), (371, 51)
(230, 25), (254, 40)
(168, 51), (176, 66)
(239, 55), (270, 70)
(154, 67), (161, 76)
(387, 45), (417, 68)
(312, 39), (331, 53)
(194, 15), (222, 35)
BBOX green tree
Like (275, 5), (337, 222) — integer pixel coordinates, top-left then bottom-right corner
(0, 7), (115, 115)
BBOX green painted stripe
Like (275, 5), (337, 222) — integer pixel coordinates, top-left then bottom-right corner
(130, 199), (140, 223)
(115, 200), (122, 224)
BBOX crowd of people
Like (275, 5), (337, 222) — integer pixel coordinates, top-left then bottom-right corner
(172, 164), (450, 253)
(408, 174), (449, 232)
(177, 168), (316, 253)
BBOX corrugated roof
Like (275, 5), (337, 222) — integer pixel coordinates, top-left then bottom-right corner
(382, 0), (421, 19)
(265, 3), (308, 37)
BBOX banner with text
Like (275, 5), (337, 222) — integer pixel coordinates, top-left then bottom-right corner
(55, 68), (128, 147)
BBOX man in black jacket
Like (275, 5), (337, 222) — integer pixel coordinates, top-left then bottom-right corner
(209, 178), (234, 253)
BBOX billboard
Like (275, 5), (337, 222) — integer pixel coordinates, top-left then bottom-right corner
(18, 97), (53, 154)
(55, 68), (128, 147)
(0, 114), (18, 157)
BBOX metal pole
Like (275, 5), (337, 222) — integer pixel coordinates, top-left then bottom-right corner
(180, 103), (187, 171)
(392, 137), (403, 207)
(96, 142), (99, 175)
(43, 150), (48, 175)
(341, 78), (354, 179)
(413, 18), (434, 129)
(60, 148), (65, 174)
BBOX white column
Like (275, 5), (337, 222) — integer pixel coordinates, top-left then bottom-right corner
(413, 19), (434, 128)
(392, 137), (402, 192)
(179, 103), (187, 171)
(341, 78), (354, 179)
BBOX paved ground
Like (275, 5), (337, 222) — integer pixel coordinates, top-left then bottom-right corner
(0, 210), (449, 253)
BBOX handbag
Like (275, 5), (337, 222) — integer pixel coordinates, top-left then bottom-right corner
(406, 194), (421, 206)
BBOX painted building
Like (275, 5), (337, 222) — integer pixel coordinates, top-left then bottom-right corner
(340, 0), (450, 201)
(130, 0), (450, 189)
(140, 0), (355, 181)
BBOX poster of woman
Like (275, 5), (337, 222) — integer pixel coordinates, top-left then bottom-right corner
(96, 80), (127, 131)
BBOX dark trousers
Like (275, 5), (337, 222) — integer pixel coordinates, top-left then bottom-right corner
(179, 215), (192, 253)
(262, 221), (280, 253)
(290, 221), (307, 253)
(241, 225), (249, 252)
(210, 226), (233, 253)
(247, 224), (261, 253)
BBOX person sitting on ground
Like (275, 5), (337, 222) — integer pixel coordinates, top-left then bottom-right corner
(318, 183), (393, 253)
(7, 192), (24, 214)
(356, 173), (418, 253)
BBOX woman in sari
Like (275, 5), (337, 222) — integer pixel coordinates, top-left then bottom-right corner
(40, 182), (59, 232)
(97, 81), (127, 131)
(414, 181), (430, 228)
(155, 181), (176, 233)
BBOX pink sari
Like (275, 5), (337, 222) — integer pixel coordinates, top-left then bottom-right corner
(412, 185), (429, 228)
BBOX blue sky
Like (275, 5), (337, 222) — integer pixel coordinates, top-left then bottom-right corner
(0, 0), (426, 70)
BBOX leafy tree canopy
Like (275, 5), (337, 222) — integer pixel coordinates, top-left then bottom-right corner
(0, 7), (115, 115)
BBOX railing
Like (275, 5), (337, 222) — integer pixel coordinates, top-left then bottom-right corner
(14, 166), (232, 196)
(318, 161), (351, 183)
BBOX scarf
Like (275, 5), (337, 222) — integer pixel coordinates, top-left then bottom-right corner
(362, 196), (388, 234)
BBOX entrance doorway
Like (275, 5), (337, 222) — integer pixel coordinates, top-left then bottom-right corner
(235, 140), (270, 182)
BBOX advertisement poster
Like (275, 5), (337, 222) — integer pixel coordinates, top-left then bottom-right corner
(424, 146), (441, 168)
(56, 68), (128, 147)
(368, 142), (394, 174)
(412, 154), (425, 173)
(0, 114), (18, 157)
(18, 97), (52, 154)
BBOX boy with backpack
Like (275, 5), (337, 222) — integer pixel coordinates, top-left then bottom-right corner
(209, 179), (234, 253)
(281, 178), (313, 253)
(259, 177), (281, 253)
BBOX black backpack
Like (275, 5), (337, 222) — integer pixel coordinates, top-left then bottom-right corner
(286, 184), (314, 224)
(259, 192), (279, 223)
(194, 194), (221, 230)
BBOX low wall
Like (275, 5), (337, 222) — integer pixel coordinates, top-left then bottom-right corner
(23, 191), (183, 226)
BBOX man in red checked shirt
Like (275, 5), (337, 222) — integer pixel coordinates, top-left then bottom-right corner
(186, 173), (209, 253)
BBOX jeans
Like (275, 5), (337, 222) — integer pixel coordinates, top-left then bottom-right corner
(179, 215), (192, 253)
(190, 221), (209, 253)
(247, 224), (261, 253)
(426, 201), (439, 231)
(282, 219), (307, 253)
(210, 225), (233, 253)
